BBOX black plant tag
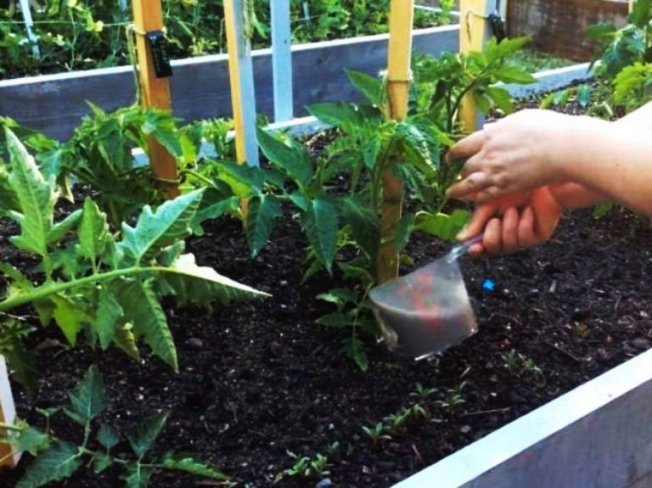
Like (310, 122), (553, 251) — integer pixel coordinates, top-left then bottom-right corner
(146, 30), (173, 78)
(488, 12), (506, 43)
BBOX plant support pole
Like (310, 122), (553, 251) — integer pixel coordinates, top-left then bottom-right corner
(271, 0), (294, 122)
(18, 0), (39, 57)
(459, 0), (496, 132)
(377, 0), (414, 284)
(132, 0), (179, 197)
(224, 0), (260, 166)
(0, 356), (19, 469)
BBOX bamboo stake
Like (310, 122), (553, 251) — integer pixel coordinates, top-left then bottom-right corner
(377, 0), (414, 285)
(459, 0), (495, 132)
(630, 0), (635, 12)
(0, 356), (19, 469)
(132, 0), (179, 198)
(224, 0), (260, 166)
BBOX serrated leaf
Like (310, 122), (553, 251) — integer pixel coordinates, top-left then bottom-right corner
(95, 288), (123, 349)
(66, 366), (107, 426)
(341, 196), (380, 260)
(124, 464), (154, 488)
(78, 198), (111, 263)
(161, 454), (228, 480)
(118, 190), (203, 264)
(17, 441), (82, 488)
(117, 280), (177, 371)
(14, 425), (50, 456)
(161, 253), (268, 308)
(129, 413), (168, 458)
(5, 128), (56, 258)
(246, 195), (282, 257)
(302, 196), (339, 273)
(97, 424), (120, 450)
(346, 69), (383, 105)
(256, 128), (313, 187)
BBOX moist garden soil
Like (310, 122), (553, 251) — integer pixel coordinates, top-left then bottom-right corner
(1, 202), (651, 488)
(1, 112), (651, 487)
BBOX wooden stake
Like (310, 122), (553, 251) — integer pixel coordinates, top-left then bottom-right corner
(132, 0), (179, 197)
(377, 0), (414, 284)
(459, 0), (495, 132)
(224, 0), (260, 166)
(0, 356), (20, 470)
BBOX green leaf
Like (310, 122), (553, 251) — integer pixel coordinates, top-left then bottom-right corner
(302, 196), (339, 274)
(98, 424), (120, 450)
(394, 213), (414, 253)
(114, 322), (141, 361)
(256, 128), (313, 187)
(65, 366), (107, 426)
(14, 425), (50, 456)
(95, 288), (123, 349)
(129, 413), (168, 458)
(246, 195), (282, 258)
(346, 69), (383, 105)
(342, 337), (369, 371)
(117, 280), (177, 372)
(192, 196), (241, 235)
(494, 66), (537, 85)
(161, 454), (229, 480)
(630, 0), (652, 27)
(214, 161), (264, 197)
(306, 103), (363, 128)
(93, 452), (113, 474)
(118, 190), (203, 264)
(5, 128), (56, 258)
(51, 294), (86, 346)
(341, 196), (380, 260)
(124, 464), (154, 488)
(78, 198), (111, 263)
(316, 288), (358, 307)
(17, 441), (82, 488)
(415, 210), (470, 241)
(316, 313), (353, 328)
(47, 209), (82, 246)
(161, 253), (268, 308)
(485, 87), (514, 114)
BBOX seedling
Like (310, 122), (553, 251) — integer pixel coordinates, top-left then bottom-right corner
(362, 422), (392, 444)
(437, 382), (467, 409)
(0, 367), (227, 487)
(283, 451), (331, 479)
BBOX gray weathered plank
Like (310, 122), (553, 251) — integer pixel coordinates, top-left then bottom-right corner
(0, 25), (459, 140)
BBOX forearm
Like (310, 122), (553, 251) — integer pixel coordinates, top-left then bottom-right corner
(553, 117), (652, 216)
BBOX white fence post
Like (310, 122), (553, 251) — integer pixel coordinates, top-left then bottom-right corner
(18, 0), (40, 57)
(118, 0), (129, 12)
(0, 356), (20, 469)
(271, 0), (294, 122)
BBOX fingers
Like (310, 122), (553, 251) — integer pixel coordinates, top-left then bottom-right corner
(457, 203), (499, 240)
(447, 171), (492, 200)
(446, 130), (485, 164)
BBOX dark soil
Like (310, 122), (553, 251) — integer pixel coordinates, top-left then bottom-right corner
(0, 203), (650, 488)
(0, 90), (651, 487)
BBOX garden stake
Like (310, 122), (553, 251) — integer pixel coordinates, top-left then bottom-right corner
(132, 0), (179, 198)
(459, 0), (498, 132)
(224, 0), (260, 167)
(0, 355), (20, 469)
(377, 0), (414, 285)
(370, 236), (481, 359)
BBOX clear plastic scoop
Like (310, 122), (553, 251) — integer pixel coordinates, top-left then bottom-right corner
(370, 236), (482, 360)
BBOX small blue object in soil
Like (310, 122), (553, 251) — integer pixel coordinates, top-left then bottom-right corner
(316, 479), (333, 488)
(482, 279), (496, 292)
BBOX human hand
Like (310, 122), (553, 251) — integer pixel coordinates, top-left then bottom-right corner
(457, 185), (564, 256)
(446, 110), (578, 203)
